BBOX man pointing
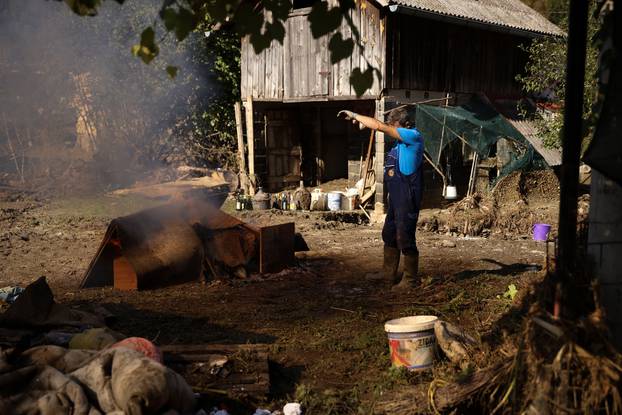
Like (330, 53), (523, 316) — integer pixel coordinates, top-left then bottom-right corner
(338, 108), (424, 290)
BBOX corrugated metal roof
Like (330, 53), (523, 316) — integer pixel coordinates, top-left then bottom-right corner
(380, 0), (564, 37)
(508, 119), (562, 166)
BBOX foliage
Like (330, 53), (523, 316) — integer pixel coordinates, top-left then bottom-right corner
(182, 21), (240, 169)
(503, 283), (518, 301)
(517, 0), (600, 149)
(0, 0), (215, 184)
(53, 0), (378, 96)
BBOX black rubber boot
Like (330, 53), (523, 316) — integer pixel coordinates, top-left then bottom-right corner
(383, 246), (401, 286)
(392, 252), (419, 291)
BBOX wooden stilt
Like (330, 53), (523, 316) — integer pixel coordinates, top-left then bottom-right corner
(244, 96), (256, 195)
(234, 102), (248, 193)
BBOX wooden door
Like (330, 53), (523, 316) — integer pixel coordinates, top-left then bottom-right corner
(264, 109), (302, 191)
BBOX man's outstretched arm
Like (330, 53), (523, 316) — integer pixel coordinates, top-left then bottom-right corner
(337, 110), (401, 140)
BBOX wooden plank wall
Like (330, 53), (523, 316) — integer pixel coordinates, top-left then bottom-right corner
(241, 0), (385, 100)
(387, 14), (528, 97)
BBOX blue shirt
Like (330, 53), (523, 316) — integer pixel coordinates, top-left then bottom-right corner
(396, 127), (424, 176)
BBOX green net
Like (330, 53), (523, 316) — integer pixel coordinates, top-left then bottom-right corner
(412, 97), (545, 184)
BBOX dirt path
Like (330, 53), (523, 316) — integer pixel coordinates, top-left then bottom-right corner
(0, 192), (551, 413)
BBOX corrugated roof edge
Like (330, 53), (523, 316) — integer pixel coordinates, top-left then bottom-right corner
(376, 0), (565, 37)
(508, 119), (562, 166)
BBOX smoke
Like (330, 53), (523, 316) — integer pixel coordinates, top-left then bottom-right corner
(0, 0), (212, 194)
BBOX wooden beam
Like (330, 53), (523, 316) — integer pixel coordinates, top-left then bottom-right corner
(234, 102), (248, 193)
(244, 96), (256, 194)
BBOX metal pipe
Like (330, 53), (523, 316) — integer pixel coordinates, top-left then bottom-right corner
(556, 0), (589, 293)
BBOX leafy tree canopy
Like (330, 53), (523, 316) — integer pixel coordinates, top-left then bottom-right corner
(517, 0), (600, 149)
(56, 0), (377, 96)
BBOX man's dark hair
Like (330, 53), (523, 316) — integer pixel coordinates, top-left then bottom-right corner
(387, 107), (412, 128)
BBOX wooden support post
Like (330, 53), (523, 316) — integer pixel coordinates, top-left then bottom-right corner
(466, 152), (479, 197)
(234, 102), (248, 193)
(374, 97), (386, 212)
(556, 0), (589, 317)
(244, 96), (256, 195)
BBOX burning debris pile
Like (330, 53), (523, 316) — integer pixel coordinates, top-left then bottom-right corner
(81, 198), (298, 290)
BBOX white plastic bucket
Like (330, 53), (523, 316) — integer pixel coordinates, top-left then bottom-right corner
(384, 315), (438, 370)
(310, 189), (327, 211)
(445, 186), (458, 200)
(327, 192), (342, 211)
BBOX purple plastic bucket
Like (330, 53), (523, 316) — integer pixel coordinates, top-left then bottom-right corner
(533, 223), (551, 241)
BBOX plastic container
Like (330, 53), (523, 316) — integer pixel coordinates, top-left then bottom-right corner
(327, 192), (342, 211)
(533, 223), (551, 241)
(384, 315), (438, 370)
(252, 187), (270, 210)
(444, 185), (458, 200)
(311, 189), (327, 211)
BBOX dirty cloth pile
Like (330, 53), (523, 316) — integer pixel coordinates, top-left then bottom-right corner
(0, 345), (195, 415)
(0, 277), (197, 414)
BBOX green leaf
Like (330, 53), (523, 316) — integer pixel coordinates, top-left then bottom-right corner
(62, 0), (125, 16)
(266, 20), (286, 44)
(160, 7), (178, 31)
(349, 67), (373, 97)
(503, 284), (518, 301)
(131, 26), (159, 64)
(63, 0), (101, 16)
(174, 7), (197, 41)
(159, 6), (198, 41)
(308, 1), (343, 38)
(338, 0), (356, 12)
(262, 0), (293, 20)
(328, 32), (354, 64)
(166, 65), (178, 79)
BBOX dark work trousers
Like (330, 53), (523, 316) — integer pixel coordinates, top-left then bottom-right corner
(381, 146), (423, 255)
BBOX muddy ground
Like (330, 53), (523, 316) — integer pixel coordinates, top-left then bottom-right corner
(0, 185), (558, 414)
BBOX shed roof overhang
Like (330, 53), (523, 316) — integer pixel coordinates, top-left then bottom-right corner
(378, 0), (564, 38)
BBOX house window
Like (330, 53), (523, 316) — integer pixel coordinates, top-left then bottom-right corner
(293, 0), (319, 9)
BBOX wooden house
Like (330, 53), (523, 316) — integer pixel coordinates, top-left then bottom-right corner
(238, 0), (562, 209)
